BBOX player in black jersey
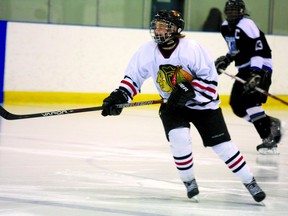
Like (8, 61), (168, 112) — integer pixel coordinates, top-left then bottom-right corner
(215, 0), (282, 155)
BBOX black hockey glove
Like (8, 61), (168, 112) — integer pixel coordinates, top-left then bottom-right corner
(215, 54), (233, 75)
(167, 81), (195, 108)
(243, 69), (262, 95)
(101, 89), (129, 117)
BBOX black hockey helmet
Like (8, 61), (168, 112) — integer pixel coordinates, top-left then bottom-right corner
(224, 0), (247, 25)
(150, 10), (185, 44)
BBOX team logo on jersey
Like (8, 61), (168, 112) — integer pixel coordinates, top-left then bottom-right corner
(157, 64), (192, 93)
(225, 36), (240, 56)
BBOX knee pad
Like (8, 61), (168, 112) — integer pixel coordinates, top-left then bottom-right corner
(168, 127), (191, 157)
(212, 141), (236, 161)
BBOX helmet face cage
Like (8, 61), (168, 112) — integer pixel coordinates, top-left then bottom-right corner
(224, 0), (246, 25)
(150, 10), (184, 44)
(150, 20), (177, 44)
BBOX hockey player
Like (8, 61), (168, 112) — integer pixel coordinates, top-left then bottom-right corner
(215, 0), (282, 155)
(101, 10), (266, 202)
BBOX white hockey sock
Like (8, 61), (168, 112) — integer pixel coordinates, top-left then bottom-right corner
(246, 106), (266, 123)
(243, 114), (251, 122)
(212, 141), (253, 184)
(168, 127), (195, 183)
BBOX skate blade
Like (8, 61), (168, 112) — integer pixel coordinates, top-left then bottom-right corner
(190, 195), (199, 202)
(258, 147), (279, 155)
(258, 201), (266, 206)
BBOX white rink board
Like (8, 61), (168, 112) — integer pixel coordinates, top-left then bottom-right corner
(4, 22), (288, 94)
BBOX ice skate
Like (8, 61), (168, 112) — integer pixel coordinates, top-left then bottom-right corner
(184, 179), (199, 201)
(270, 117), (283, 144)
(244, 177), (266, 203)
(256, 134), (279, 155)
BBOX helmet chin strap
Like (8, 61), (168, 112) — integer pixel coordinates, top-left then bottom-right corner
(159, 37), (179, 50)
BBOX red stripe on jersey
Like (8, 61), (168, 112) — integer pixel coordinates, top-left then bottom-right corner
(228, 156), (243, 169)
(175, 158), (193, 166)
(191, 81), (216, 94)
(121, 80), (137, 96)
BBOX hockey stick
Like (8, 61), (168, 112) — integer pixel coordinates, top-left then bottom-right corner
(218, 69), (288, 106)
(0, 99), (166, 120)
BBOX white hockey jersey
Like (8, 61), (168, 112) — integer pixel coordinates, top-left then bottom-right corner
(119, 37), (220, 110)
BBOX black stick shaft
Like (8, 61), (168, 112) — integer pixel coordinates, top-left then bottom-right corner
(0, 99), (165, 120)
(219, 69), (288, 106)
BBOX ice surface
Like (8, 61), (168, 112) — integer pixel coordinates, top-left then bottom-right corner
(0, 105), (287, 216)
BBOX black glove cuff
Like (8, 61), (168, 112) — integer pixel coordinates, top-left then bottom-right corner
(108, 88), (130, 103)
(250, 68), (262, 76)
(226, 54), (234, 63)
(167, 81), (195, 108)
